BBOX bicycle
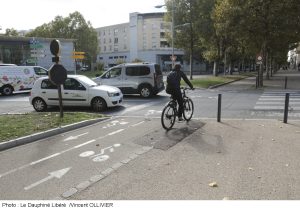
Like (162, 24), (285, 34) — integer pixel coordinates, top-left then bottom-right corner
(161, 87), (194, 130)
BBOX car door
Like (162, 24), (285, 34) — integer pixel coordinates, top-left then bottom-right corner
(62, 78), (88, 106)
(99, 67), (123, 88)
(40, 79), (59, 106)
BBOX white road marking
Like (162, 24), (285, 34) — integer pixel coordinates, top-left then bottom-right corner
(74, 139), (96, 148)
(108, 129), (124, 136)
(0, 120), (142, 178)
(30, 153), (61, 165)
(131, 121), (145, 127)
(24, 167), (71, 191)
(63, 132), (89, 141)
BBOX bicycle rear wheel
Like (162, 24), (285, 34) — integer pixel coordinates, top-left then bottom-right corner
(161, 104), (176, 130)
(183, 98), (194, 121)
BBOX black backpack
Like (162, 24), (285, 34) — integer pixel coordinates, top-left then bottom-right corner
(166, 71), (178, 94)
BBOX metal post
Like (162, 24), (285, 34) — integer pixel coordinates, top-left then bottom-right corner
(284, 76), (287, 89)
(171, 0), (174, 69)
(256, 76), (258, 89)
(217, 94), (222, 122)
(283, 93), (289, 123)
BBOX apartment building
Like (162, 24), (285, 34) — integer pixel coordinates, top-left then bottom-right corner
(95, 12), (185, 72)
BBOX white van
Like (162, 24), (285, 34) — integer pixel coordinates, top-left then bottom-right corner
(0, 66), (48, 96)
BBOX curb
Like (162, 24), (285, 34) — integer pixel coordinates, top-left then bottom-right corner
(208, 76), (253, 89)
(0, 117), (110, 152)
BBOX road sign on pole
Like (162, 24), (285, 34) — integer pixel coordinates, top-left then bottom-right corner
(72, 51), (85, 60)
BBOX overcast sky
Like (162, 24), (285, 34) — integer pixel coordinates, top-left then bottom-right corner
(0, 0), (166, 32)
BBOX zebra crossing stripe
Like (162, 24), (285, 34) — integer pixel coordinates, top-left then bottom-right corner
(254, 91), (300, 111)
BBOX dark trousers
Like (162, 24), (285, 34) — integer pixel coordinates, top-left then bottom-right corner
(171, 89), (184, 118)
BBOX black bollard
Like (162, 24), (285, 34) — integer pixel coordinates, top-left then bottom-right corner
(284, 76), (287, 89)
(217, 94), (222, 122)
(283, 93), (290, 123)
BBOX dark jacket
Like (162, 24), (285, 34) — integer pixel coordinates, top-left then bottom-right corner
(166, 70), (193, 94)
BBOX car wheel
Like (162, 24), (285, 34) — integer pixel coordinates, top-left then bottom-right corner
(92, 97), (107, 112)
(32, 98), (47, 112)
(139, 85), (153, 98)
(1, 85), (14, 96)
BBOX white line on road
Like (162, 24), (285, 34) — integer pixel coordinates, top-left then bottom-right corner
(0, 120), (142, 179)
(108, 129), (124, 136)
(63, 132), (89, 141)
(30, 153), (61, 165)
(24, 167), (71, 191)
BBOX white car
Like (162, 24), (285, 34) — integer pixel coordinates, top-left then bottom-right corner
(29, 75), (123, 112)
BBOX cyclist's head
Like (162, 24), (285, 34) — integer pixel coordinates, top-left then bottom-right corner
(174, 64), (181, 71)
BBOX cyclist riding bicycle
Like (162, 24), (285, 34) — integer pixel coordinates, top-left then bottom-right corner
(166, 64), (194, 121)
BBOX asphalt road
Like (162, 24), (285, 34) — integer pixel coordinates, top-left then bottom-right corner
(1, 80), (300, 199)
(2, 88), (300, 120)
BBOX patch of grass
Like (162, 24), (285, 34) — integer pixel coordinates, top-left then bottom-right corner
(0, 112), (105, 142)
(187, 75), (248, 88)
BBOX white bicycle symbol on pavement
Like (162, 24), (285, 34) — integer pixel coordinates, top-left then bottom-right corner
(79, 143), (121, 162)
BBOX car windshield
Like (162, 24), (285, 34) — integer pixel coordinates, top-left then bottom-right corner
(79, 76), (98, 87)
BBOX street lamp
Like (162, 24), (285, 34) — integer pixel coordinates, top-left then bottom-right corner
(155, 0), (175, 69)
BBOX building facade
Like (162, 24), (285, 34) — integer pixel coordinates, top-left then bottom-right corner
(0, 36), (75, 71)
(96, 12), (186, 72)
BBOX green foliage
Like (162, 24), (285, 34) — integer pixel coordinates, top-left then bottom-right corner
(26, 11), (98, 63)
(5, 28), (19, 36)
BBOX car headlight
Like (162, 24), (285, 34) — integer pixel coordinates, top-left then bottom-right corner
(107, 92), (116, 97)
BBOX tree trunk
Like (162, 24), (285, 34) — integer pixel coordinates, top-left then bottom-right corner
(213, 61), (218, 76)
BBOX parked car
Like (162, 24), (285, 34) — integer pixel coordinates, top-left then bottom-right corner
(93, 62), (165, 98)
(29, 75), (123, 112)
(0, 66), (48, 96)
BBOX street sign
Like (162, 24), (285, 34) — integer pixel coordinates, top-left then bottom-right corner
(49, 64), (67, 85)
(256, 53), (263, 65)
(30, 44), (44, 49)
(72, 51), (85, 60)
(30, 49), (45, 53)
(71, 55), (85, 59)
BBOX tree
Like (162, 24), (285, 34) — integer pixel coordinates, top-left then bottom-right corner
(5, 28), (19, 36)
(213, 0), (300, 86)
(26, 11), (98, 66)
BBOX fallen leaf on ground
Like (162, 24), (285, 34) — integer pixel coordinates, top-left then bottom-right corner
(248, 167), (254, 171)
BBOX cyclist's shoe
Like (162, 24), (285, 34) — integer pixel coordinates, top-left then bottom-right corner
(178, 116), (184, 122)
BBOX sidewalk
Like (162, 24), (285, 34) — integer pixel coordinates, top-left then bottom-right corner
(217, 68), (300, 91)
(70, 119), (300, 200)
(67, 69), (300, 200)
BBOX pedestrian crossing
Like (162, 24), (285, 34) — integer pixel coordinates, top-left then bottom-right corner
(254, 91), (300, 111)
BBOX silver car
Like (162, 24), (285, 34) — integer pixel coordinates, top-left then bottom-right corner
(94, 62), (165, 98)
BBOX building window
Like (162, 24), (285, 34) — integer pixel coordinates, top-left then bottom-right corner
(109, 56), (113, 59)
(114, 38), (118, 44)
(114, 29), (118, 36)
(114, 46), (118, 52)
(104, 46), (106, 52)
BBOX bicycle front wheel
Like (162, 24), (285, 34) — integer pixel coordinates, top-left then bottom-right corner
(161, 104), (176, 130)
(183, 98), (194, 121)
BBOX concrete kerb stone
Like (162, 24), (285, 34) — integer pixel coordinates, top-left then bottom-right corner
(208, 76), (252, 89)
(0, 117), (111, 152)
